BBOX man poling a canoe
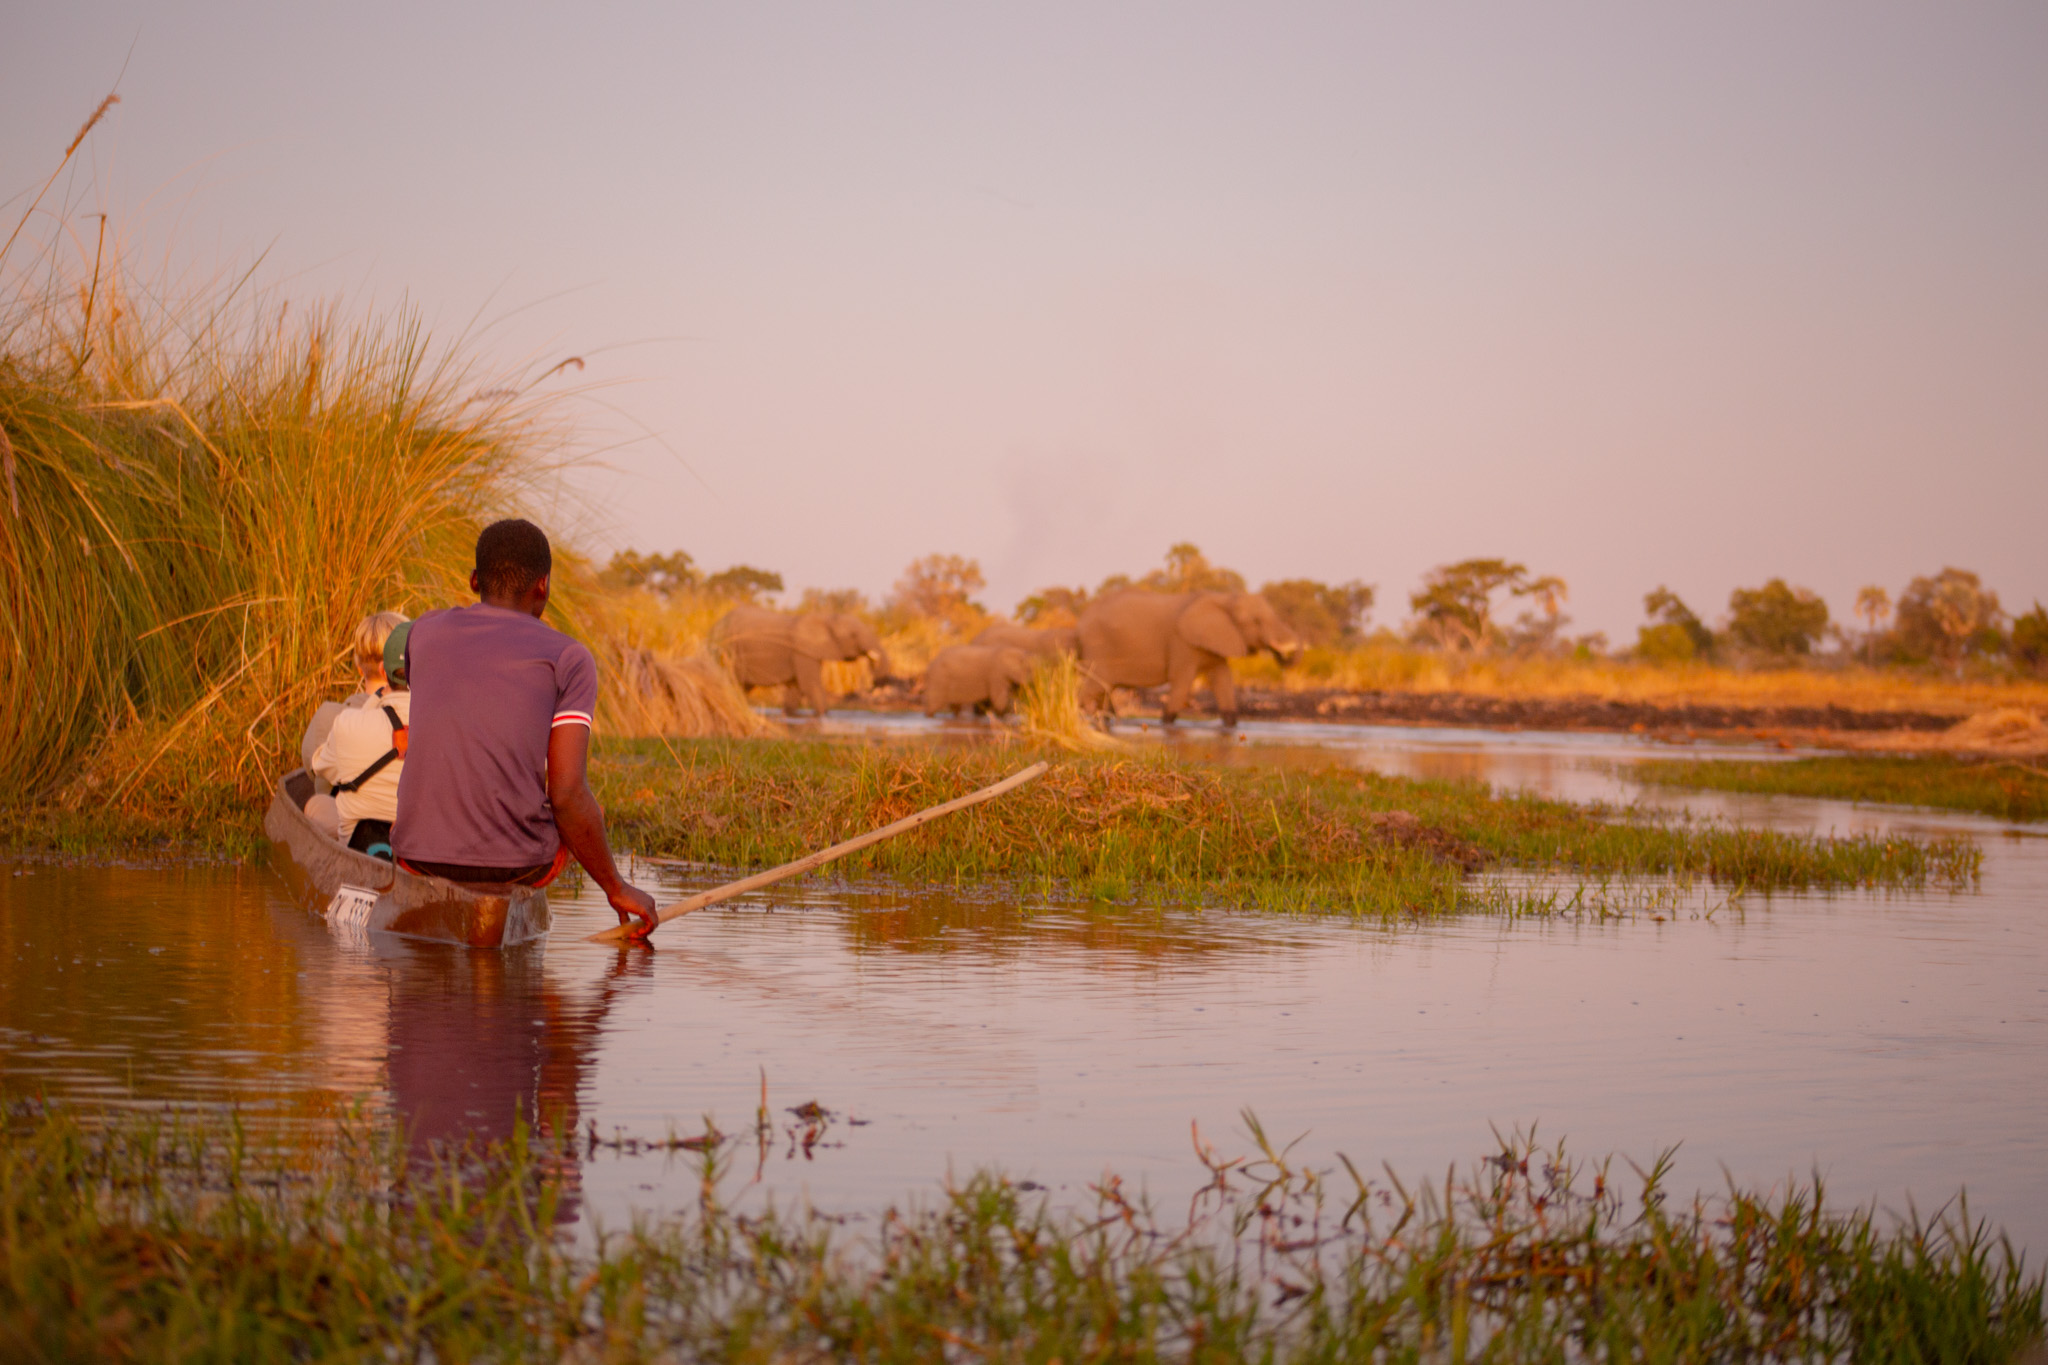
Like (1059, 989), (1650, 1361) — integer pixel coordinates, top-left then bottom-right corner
(393, 519), (660, 941)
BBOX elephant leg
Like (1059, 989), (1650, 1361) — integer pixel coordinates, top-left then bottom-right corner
(782, 682), (804, 716)
(1207, 662), (1239, 727)
(794, 656), (829, 716)
(990, 676), (1013, 714)
(1077, 666), (1110, 716)
(1164, 659), (1202, 726)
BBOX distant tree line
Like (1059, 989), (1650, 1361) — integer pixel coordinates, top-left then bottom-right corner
(602, 543), (2047, 677)
(1016, 543), (1375, 649)
(599, 549), (784, 604)
(1637, 567), (2047, 675)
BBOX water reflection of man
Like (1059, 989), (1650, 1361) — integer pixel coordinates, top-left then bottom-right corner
(384, 944), (648, 1220)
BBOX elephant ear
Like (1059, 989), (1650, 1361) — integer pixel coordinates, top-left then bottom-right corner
(792, 614), (837, 659)
(1179, 594), (1249, 658)
(837, 614), (878, 657)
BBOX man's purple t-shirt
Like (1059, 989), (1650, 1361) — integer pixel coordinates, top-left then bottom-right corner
(393, 603), (597, 867)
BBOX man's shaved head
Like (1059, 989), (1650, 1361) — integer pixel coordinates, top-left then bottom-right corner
(475, 519), (552, 600)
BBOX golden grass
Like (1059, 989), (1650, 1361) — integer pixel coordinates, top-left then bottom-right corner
(584, 586), (775, 738)
(1016, 652), (1124, 751)
(1849, 707), (2048, 758)
(1236, 642), (2048, 716)
(0, 249), (547, 811)
(0, 194), (761, 818)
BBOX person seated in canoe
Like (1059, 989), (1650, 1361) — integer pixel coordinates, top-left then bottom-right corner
(306, 610), (412, 859)
(392, 518), (658, 940)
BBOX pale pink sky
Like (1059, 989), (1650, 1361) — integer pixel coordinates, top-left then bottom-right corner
(7, 4), (2044, 639)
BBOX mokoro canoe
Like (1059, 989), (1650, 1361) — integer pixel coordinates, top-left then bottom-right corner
(264, 769), (551, 948)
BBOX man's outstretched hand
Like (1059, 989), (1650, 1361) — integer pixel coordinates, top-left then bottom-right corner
(609, 882), (660, 940)
(549, 722), (661, 943)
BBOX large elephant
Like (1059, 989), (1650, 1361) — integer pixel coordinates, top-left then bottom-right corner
(1076, 589), (1302, 727)
(971, 622), (1078, 658)
(713, 606), (893, 717)
(922, 644), (1033, 718)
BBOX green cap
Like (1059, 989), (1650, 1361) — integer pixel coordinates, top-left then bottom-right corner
(383, 620), (413, 689)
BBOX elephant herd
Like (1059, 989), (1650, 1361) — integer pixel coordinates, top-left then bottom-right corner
(711, 589), (1304, 728)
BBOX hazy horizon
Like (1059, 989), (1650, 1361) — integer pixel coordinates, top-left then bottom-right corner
(6, 3), (2044, 639)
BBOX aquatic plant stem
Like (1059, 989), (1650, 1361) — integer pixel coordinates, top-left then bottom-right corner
(586, 760), (1050, 943)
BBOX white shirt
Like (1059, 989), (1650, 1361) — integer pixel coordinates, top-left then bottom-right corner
(310, 687), (411, 838)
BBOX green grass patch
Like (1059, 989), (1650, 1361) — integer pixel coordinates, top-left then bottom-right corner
(2, 1100), (2038, 1363)
(1634, 755), (2048, 823)
(595, 738), (1980, 915)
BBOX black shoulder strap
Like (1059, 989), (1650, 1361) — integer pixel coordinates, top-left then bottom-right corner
(332, 707), (407, 796)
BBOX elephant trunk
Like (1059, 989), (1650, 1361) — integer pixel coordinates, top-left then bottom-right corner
(868, 647), (896, 684)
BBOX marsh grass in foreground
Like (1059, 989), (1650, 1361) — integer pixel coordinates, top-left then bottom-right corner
(1635, 755), (2048, 824)
(2, 1102), (2038, 1363)
(597, 740), (1979, 917)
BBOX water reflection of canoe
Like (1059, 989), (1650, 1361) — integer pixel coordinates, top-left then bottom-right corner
(264, 770), (551, 949)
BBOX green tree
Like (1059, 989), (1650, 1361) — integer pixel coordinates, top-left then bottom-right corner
(1408, 558), (1528, 652)
(1893, 568), (2003, 671)
(1140, 543), (1245, 594)
(1506, 575), (1570, 653)
(1092, 572), (1134, 597)
(1725, 579), (1829, 657)
(889, 553), (987, 632)
(1015, 585), (1091, 627)
(704, 565), (783, 603)
(1260, 579), (1376, 648)
(1854, 585), (1891, 667)
(796, 586), (868, 615)
(600, 548), (699, 596)
(2012, 602), (2048, 673)
(1636, 586), (1714, 664)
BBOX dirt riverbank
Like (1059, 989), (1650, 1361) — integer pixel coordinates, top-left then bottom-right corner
(865, 681), (1962, 740)
(1225, 687), (1964, 735)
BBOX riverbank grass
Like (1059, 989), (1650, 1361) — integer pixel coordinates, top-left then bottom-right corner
(1634, 755), (2048, 823)
(594, 738), (1979, 916)
(3, 739), (1981, 908)
(3, 1101), (2039, 1363)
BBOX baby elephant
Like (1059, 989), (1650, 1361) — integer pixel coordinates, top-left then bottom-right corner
(923, 644), (1034, 718)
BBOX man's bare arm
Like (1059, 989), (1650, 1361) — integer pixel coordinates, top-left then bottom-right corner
(547, 724), (658, 938)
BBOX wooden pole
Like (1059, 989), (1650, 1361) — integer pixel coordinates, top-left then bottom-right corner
(586, 760), (1050, 944)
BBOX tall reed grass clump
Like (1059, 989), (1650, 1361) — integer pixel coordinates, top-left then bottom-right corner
(592, 585), (777, 739)
(3, 1100), (2038, 1361)
(0, 165), (759, 824)
(1017, 651), (1123, 751)
(0, 252), (544, 814)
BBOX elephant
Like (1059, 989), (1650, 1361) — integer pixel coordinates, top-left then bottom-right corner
(1075, 589), (1302, 727)
(922, 644), (1034, 718)
(971, 621), (1079, 658)
(712, 606), (893, 717)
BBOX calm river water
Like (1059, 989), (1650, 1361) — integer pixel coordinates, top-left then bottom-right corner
(3, 721), (2043, 1251)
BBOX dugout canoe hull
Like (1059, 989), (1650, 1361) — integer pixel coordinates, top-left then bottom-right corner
(264, 770), (551, 949)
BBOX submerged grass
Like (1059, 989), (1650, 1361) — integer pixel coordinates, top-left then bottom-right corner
(2, 1101), (2038, 1362)
(596, 739), (1980, 916)
(1633, 755), (2048, 823)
